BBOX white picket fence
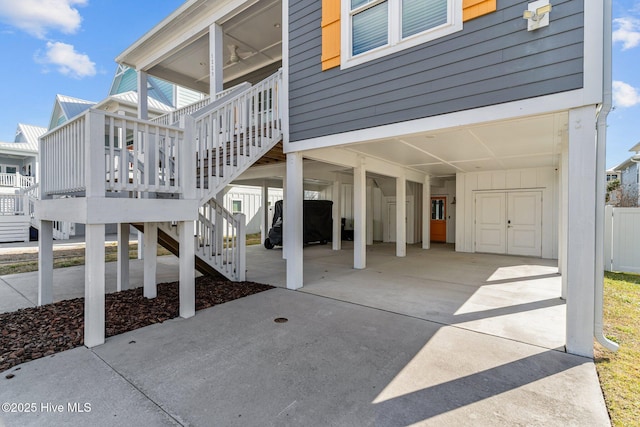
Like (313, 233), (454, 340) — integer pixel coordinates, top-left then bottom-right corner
(605, 206), (640, 273)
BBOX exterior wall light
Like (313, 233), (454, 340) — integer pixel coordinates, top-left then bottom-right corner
(523, 0), (552, 31)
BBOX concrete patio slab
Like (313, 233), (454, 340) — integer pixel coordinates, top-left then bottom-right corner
(1, 289), (609, 426)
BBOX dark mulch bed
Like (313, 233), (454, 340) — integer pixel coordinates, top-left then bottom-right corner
(1, 276), (273, 373)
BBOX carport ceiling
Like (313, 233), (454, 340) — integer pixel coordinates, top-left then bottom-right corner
(344, 112), (567, 178)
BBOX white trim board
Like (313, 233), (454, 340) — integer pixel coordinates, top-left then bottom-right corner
(285, 91), (597, 153)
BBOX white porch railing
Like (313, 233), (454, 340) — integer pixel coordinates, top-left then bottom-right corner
(0, 194), (26, 215)
(150, 82), (252, 126)
(0, 173), (34, 188)
(41, 110), (188, 197)
(193, 69), (282, 202)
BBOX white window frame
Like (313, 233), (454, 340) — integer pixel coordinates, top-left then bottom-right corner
(341, 0), (463, 69)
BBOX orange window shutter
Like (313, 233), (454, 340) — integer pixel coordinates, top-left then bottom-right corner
(463, 0), (497, 22)
(321, 0), (341, 70)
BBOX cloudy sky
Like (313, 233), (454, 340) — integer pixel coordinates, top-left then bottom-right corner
(0, 0), (639, 168)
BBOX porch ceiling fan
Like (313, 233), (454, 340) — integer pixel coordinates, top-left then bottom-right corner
(226, 44), (253, 65)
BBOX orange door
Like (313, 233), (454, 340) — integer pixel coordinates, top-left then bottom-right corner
(430, 197), (446, 242)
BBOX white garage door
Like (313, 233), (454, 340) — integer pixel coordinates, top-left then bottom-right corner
(475, 191), (542, 257)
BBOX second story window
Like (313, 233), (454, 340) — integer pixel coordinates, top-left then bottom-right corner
(343, 0), (462, 68)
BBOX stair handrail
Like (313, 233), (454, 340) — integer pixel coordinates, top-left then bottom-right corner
(150, 82), (252, 126)
(192, 69), (283, 203)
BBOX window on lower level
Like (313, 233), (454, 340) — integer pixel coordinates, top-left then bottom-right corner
(232, 200), (242, 214)
(343, 0), (462, 68)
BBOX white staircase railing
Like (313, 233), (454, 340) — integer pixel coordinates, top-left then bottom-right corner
(150, 82), (252, 126)
(193, 69), (283, 202)
(157, 198), (245, 281)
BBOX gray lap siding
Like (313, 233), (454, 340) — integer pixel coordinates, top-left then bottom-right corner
(288, 0), (584, 142)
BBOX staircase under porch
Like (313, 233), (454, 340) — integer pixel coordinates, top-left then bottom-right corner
(36, 70), (284, 347)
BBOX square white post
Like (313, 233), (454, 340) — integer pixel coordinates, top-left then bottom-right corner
(282, 176), (287, 260)
(565, 105), (597, 357)
(117, 223), (130, 292)
(137, 70), (149, 120)
(332, 177), (342, 250)
(143, 222), (158, 299)
(396, 175), (407, 257)
(422, 175), (431, 249)
(209, 24), (224, 96)
(84, 223), (105, 348)
(354, 160), (366, 269)
(235, 213), (247, 281)
(261, 181), (269, 245)
(38, 220), (53, 306)
(559, 142), (569, 299)
(285, 152), (303, 289)
(366, 179), (374, 246)
(178, 220), (195, 318)
(215, 190), (225, 256)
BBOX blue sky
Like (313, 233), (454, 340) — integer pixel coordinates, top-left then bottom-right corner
(0, 0), (639, 169)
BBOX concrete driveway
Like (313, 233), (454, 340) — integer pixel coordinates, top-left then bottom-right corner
(0, 242), (610, 426)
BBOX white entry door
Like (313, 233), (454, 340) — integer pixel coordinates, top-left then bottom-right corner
(474, 193), (506, 253)
(475, 191), (542, 256)
(507, 192), (542, 256)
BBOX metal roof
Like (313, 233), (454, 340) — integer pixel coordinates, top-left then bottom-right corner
(14, 123), (47, 151)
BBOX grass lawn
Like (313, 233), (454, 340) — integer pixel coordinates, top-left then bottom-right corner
(595, 271), (640, 427)
(0, 233), (264, 276)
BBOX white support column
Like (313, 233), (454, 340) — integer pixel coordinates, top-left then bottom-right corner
(84, 223), (105, 348)
(38, 220), (53, 306)
(396, 175), (407, 257)
(216, 190), (225, 256)
(137, 70), (148, 120)
(285, 153), (304, 289)
(366, 179), (374, 246)
(137, 232), (144, 260)
(236, 213), (247, 281)
(143, 222), (158, 299)
(559, 142), (569, 299)
(354, 160), (366, 269)
(282, 176), (287, 260)
(332, 177), (342, 250)
(117, 223), (130, 292)
(565, 105), (597, 357)
(422, 175), (431, 249)
(178, 220), (195, 318)
(261, 181), (269, 246)
(209, 23), (224, 96)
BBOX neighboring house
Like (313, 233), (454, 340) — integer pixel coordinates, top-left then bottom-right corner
(36, 0), (615, 358)
(48, 95), (96, 130)
(0, 124), (43, 242)
(610, 142), (640, 207)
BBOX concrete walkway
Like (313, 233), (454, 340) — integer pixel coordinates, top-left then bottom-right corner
(0, 243), (611, 426)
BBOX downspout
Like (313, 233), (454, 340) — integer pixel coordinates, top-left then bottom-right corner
(594, 0), (619, 352)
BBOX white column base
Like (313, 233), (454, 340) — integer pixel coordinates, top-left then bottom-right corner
(285, 153), (303, 289)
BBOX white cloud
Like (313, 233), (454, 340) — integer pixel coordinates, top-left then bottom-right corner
(0, 0), (87, 39)
(613, 17), (640, 50)
(613, 80), (640, 108)
(38, 41), (96, 79)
